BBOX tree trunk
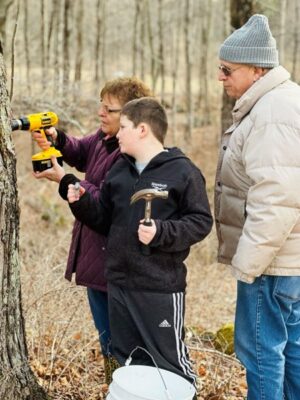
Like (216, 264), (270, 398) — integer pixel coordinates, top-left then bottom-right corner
(24, 0), (31, 94)
(171, 1), (182, 143)
(221, 0), (257, 133)
(279, 0), (287, 65)
(140, 1), (147, 81)
(101, 1), (107, 83)
(95, 0), (102, 83)
(41, 0), (46, 90)
(146, 0), (159, 92)
(0, 0), (13, 52)
(53, 0), (61, 96)
(62, 0), (71, 95)
(184, 0), (193, 144)
(74, 0), (83, 84)
(132, 0), (141, 76)
(0, 42), (50, 400)
(158, 0), (165, 103)
(291, 0), (300, 82)
(198, 0), (213, 125)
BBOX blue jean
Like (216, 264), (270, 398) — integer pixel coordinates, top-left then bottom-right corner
(87, 288), (112, 356)
(235, 275), (300, 400)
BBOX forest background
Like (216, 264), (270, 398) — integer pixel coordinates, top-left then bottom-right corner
(1, 0), (300, 399)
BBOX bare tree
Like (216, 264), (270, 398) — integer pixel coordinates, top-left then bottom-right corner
(0, 0), (13, 49)
(184, 0), (193, 144)
(95, 0), (102, 82)
(0, 41), (50, 400)
(171, 1), (183, 142)
(52, 0), (61, 95)
(198, 0), (213, 125)
(140, 1), (147, 80)
(24, 0), (31, 94)
(146, 0), (159, 92)
(132, 0), (142, 75)
(157, 0), (165, 102)
(100, 1), (107, 83)
(279, 0), (287, 64)
(62, 0), (71, 95)
(41, 0), (46, 90)
(74, 0), (84, 84)
(221, 0), (258, 133)
(291, 0), (300, 81)
(10, 0), (20, 101)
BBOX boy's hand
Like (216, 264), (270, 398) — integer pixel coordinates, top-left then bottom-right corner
(68, 183), (85, 203)
(32, 127), (58, 150)
(138, 220), (156, 244)
(33, 156), (65, 183)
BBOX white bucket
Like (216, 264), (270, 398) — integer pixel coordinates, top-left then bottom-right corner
(107, 365), (196, 400)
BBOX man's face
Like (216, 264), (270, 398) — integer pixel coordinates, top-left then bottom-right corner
(218, 61), (257, 99)
(117, 115), (140, 156)
(98, 94), (122, 136)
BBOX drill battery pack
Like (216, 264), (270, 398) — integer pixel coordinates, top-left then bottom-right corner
(31, 148), (63, 172)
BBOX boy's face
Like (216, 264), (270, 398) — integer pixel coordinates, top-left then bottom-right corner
(117, 115), (140, 156)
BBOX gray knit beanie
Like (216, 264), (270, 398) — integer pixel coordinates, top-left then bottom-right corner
(219, 14), (279, 68)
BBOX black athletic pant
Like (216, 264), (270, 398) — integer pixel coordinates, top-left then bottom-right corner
(108, 283), (197, 385)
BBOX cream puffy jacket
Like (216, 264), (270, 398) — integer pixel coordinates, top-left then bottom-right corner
(215, 66), (300, 283)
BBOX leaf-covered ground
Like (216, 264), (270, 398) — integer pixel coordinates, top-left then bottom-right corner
(14, 119), (247, 399)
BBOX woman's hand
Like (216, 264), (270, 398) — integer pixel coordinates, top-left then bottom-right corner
(33, 156), (65, 183)
(32, 127), (58, 150)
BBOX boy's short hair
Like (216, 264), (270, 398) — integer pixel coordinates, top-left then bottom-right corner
(100, 77), (153, 106)
(121, 97), (168, 144)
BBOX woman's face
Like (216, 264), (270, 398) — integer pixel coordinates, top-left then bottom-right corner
(98, 94), (122, 136)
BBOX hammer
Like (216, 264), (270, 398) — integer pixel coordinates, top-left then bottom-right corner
(130, 188), (168, 255)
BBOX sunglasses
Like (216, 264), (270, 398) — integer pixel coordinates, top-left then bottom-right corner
(218, 64), (243, 77)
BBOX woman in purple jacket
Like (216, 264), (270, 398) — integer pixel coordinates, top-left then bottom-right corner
(33, 77), (152, 383)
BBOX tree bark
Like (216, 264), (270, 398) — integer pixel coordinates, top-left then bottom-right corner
(279, 0), (287, 64)
(184, 0), (193, 144)
(198, 0), (213, 125)
(158, 0), (165, 103)
(171, 1), (182, 143)
(62, 0), (71, 95)
(221, 0), (258, 133)
(146, 0), (159, 92)
(132, 0), (141, 76)
(41, 0), (46, 90)
(0, 0), (13, 51)
(74, 0), (84, 83)
(0, 42), (50, 400)
(94, 0), (102, 82)
(24, 0), (31, 94)
(291, 0), (300, 82)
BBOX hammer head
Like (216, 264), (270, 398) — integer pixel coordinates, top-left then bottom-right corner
(130, 188), (168, 205)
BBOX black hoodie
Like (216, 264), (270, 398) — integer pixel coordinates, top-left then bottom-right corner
(63, 147), (213, 293)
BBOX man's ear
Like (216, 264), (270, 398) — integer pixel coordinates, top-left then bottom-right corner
(253, 66), (266, 82)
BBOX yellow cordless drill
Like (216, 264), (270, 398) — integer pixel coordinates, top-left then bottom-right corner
(11, 111), (63, 172)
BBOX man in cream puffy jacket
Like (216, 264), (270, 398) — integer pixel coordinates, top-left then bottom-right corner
(216, 14), (300, 400)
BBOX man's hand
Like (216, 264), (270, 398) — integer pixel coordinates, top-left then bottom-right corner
(67, 183), (85, 203)
(138, 220), (157, 244)
(32, 127), (58, 150)
(33, 156), (65, 183)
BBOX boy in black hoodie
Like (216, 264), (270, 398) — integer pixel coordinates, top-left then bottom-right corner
(64, 97), (212, 386)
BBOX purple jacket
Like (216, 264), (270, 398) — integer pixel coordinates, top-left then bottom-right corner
(57, 129), (120, 291)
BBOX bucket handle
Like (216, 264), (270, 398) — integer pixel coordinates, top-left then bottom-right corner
(125, 346), (173, 400)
